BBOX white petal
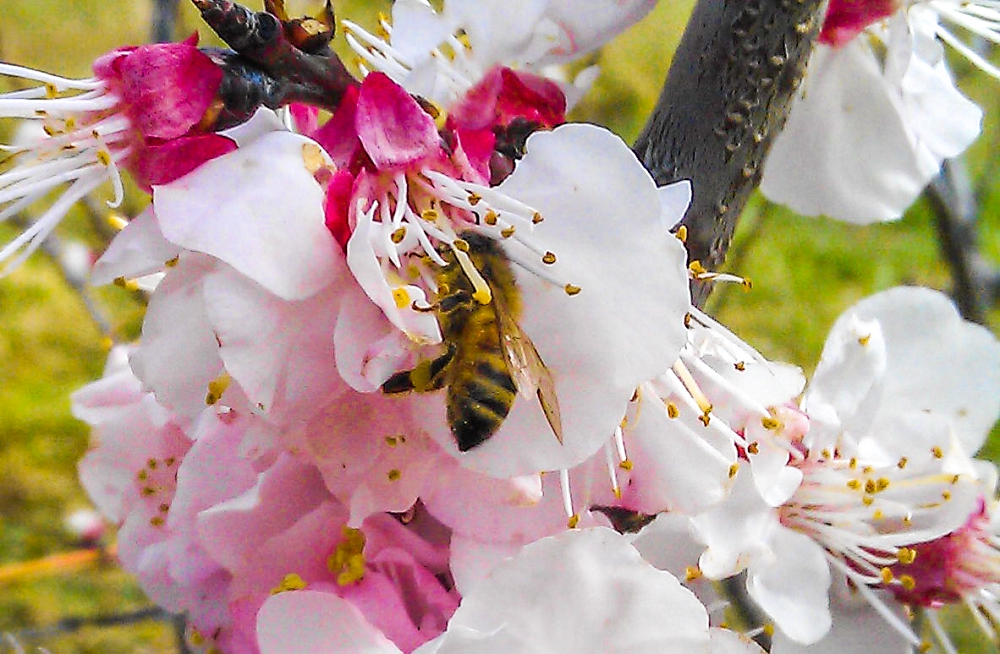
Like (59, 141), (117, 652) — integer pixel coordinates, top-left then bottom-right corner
(760, 42), (933, 223)
(746, 527), (832, 645)
(91, 207), (180, 285)
(431, 528), (711, 654)
(153, 131), (342, 300)
(257, 590), (403, 654)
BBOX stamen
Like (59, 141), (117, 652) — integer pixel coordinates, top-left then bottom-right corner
(451, 245), (492, 304)
(604, 441), (622, 499)
(559, 468), (575, 522)
(671, 360), (713, 423)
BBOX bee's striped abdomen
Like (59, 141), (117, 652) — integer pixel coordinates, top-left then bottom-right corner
(446, 310), (517, 451)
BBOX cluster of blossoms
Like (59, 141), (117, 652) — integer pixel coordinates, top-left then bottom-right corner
(2, 0), (1000, 652)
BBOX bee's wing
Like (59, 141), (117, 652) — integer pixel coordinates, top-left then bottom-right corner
(495, 305), (564, 444)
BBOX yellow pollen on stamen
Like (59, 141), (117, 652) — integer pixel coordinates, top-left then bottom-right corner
(864, 479), (877, 494)
(141, 486), (157, 497)
(421, 209), (440, 223)
(45, 82), (58, 98)
(452, 246), (492, 304)
(858, 334), (871, 346)
(387, 469), (401, 481)
(873, 509), (884, 520)
(728, 463), (739, 478)
(500, 226), (516, 238)
(666, 402), (679, 419)
(898, 457), (908, 469)
(685, 565), (702, 581)
(385, 436), (399, 447)
(137, 470), (148, 481)
(942, 490), (951, 501)
(150, 516), (165, 527)
(849, 457), (858, 469)
(165, 256), (180, 268)
(95, 149), (112, 167)
(741, 277), (753, 290)
(897, 548), (917, 565)
(932, 446), (944, 459)
(205, 372), (232, 406)
(672, 360), (713, 421)
(761, 416), (780, 430)
(392, 287), (411, 309)
(619, 459), (633, 471)
(880, 568), (895, 584)
(484, 210), (499, 226)
(688, 260), (706, 276)
(762, 624), (775, 638)
(270, 573), (308, 594)
(876, 477), (890, 491)
(542, 252), (556, 265)
(847, 479), (861, 491)
(862, 496), (874, 506)
(899, 575), (916, 591)
(564, 284), (581, 296)
(567, 514), (580, 529)
(107, 213), (129, 231)
(391, 227), (407, 244)
(747, 442), (759, 455)
(329, 527), (366, 586)
(675, 225), (688, 243)
(532, 212), (543, 224)
(467, 192), (482, 205)
(919, 641), (932, 653)
(113, 276), (141, 292)
(734, 361), (746, 371)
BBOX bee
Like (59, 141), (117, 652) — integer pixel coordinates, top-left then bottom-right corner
(381, 231), (563, 451)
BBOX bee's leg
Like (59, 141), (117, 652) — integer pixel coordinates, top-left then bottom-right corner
(438, 290), (475, 313)
(381, 344), (457, 394)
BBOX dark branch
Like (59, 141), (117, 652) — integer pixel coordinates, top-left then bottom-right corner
(926, 158), (999, 324)
(151, 0), (181, 43)
(634, 0), (827, 305)
(191, 0), (356, 113)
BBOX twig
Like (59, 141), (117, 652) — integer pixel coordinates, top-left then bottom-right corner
(151, 0), (181, 43)
(925, 158), (998, 324)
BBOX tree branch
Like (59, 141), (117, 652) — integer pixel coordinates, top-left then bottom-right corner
(634, 0), (828, 305)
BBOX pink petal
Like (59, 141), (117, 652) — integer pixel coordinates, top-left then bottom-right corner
(356, 72), (439, 170)
(131, 134), (237, 191)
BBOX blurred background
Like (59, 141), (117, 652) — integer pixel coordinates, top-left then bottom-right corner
(0, 0), (997, 651)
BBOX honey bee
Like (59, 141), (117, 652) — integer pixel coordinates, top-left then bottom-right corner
(381, 231), (563, 451)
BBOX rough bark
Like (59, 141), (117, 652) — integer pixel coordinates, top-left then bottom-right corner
(634, 0), (828, 305)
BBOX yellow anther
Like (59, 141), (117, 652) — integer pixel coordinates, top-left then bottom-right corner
(567, 514), (580, 529)
(165, 256), (179, 268)
(385, 436), (399, 447)
(270, 573), (308, 594)
(728, 463), (739, 478)
(542, 251), (557, 265)
(858, 334), (871, 346)
(95, 149), (112, 166)
(862, 496), (874, 506)
(392, 287), (411, 309)
(747, 442), (759, 455)
(931, 446), (944, 459)
(205, 372), (232, 406)
(467, 192), (482, 205)
(688, 260), (707, 276)
(113, 276), (140, 292)
(99, 336), (114, 351)
(500, 226), (516, 238)
(675, 225), (688, 243)
(107, 213), (129, 231)
(762, 624), (775, 637)
(847, 479), (861, 490)
(484, 210), (499, 225)
(329, 527), (367, 586)
(864, 479), (877, 494)
(942, 490), (951, 501)
(684, 565), (702, 581)
(741, 277), (753, 291)
(452, 238), (470, 252)
(564, 284), (581, 296)
(698, 412), (711, 426)
(619, 459), (633, 471)
(45, 82), (58, 98)
(421, 209), (440, 223)
(899, 575), (916, 590)
(897, 548), (917, 565)
(301, 143), (327, 174)
(532, 212), (544, 224)
(452, 246), (493, 304)
(876, 477), (890, 491)
(880, 568), (894, 584)
(734, 361), (746, 371)
(391, 227), (407, 244)
(150, 515), (165, 527)
(666, 402), (679, 419)
(761, 416), (780, 430)
(897, 457), (908, 469)
(849, 457), (858, 469)
(872, 509), (884, 520)
(387, 469), (401, 481)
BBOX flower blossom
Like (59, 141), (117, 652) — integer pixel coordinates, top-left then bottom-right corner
(689, 287), (1000, 646)
(760, 0), (985, 223)
(343, 0), (657, 109)
(0, 39), (240, 272)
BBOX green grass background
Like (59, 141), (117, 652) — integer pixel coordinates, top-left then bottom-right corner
(0, 0), (997, 651)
